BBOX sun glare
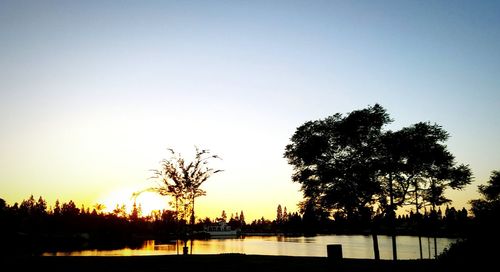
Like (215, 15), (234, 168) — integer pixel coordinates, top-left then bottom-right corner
(99, 188), (169, 216)
(135, 192), (169, 215)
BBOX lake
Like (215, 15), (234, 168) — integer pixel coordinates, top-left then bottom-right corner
(43, 235), (458, 259)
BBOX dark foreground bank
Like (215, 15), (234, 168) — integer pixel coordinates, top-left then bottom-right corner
(0, 254), (454, 272)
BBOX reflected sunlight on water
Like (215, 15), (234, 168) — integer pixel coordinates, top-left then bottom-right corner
(42, 235), (457, 259)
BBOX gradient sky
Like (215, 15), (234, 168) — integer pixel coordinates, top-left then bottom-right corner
(1, 1), (499, 220)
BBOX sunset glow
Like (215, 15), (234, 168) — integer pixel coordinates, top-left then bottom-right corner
(1, 1), (499, 222)
(99, 188), (169, 216)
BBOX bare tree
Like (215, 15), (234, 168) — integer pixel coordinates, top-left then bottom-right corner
(139, 147), (223, 225)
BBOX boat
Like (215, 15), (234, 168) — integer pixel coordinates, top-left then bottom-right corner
(203, 221), (239, 237)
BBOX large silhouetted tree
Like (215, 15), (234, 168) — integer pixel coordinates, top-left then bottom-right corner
(284, 104), (390, 219)
(379, 122), (472, 259)
(284, 104), (391, 259)
(285, 104), (471, 260)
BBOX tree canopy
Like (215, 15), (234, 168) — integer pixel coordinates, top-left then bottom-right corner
(284, 104), (472, 221)
(470, 170), (500, 219)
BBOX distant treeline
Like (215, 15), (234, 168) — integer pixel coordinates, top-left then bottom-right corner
(245, 205), (470, 237)
(0, 195), (179, 255)
(0, 195), (473, 255)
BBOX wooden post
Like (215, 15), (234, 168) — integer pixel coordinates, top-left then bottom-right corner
(327, 244), (343, 270)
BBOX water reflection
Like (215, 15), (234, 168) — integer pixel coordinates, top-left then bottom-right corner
(43, 235), (457, 259)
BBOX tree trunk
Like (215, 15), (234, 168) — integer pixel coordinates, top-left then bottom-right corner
(371, 211), (380, 261)
(175, 197), (180, 255)
(432, 202), (437, 258)
(391, 234), (397, 260)
(415, 183), (423, 259)
(372, 232), (380, 260)
(176, 239), (179, 255)
(389, 174), (397, 260)
(191, 195), (195, 226)
(175, 197), (179, 221)
(434, 236), (438, 258)
(190, 239), (194, 255)
(431, 181), (438, 259)
(428, 237), (431, 258)
(418, 236), (423, 259)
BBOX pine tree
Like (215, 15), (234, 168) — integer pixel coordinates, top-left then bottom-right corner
(221, 210), (227, 222)
(240, 211), (245, 225)
(53, 200), (61, 216)
(276, 204), (283, 223)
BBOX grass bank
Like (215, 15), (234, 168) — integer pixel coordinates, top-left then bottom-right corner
(1, 254), (444, 272)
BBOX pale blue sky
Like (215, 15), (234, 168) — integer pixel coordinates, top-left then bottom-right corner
(1, 1), (499, 219)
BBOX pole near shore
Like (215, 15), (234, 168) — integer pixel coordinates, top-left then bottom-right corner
(327, 244), (343, 270)
(327, 244), (343, 259)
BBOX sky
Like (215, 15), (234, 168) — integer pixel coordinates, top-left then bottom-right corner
(1, 1), (499, 221)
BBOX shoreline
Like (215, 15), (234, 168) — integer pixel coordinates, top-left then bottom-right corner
(2, 254), (440, 272)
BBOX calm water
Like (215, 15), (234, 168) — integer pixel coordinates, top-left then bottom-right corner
(43, 235), (457, 259)
(44, 235), (456, 259)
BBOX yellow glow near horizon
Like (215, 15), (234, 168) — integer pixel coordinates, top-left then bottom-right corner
(93, 178), (302, 221)
(98, 188), (169, 216)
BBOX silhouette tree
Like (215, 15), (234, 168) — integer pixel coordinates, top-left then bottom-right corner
(285, 104), (390, 219)
(378, 122), (472, 259)
(219, 210), (227, 223)
(423, 164), (471, 257)
(239, 211), (246, 226)
(284, 104), (391, 258)
(130, 201), (140, 222)
(61, 200), (79, 217)
(20, 195), (36, 215)
(112, 204), (127, 218)
(143, 147), (222, 226)
(440, 170), (499, 268)
(285, 105), (471, 260)
(407, 123), (470, 257)
(378, 129), (411, 260)
(53, 200), (61, 216)
(93, 203), (105, 215)
(276, 204), (283, 224)
(35, 196), (47, 215)
(138, 144), (220, 257)
(470, 170), (500, 224)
